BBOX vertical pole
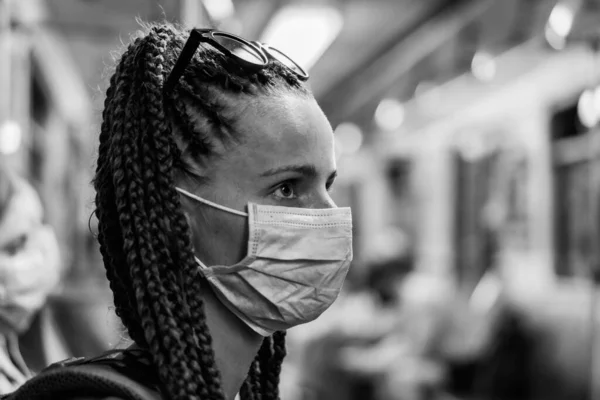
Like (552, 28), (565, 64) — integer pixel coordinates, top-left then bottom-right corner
(0, 0), (10, 127)
(587, 34), (600, 400)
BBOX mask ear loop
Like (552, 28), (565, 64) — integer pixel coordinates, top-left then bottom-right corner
(194, 256), (209, 271)
(175, 187), (248, 217)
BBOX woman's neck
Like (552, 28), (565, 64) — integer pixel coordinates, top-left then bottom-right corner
(128, 283), (262, 400)
(201, 284), (263, 399)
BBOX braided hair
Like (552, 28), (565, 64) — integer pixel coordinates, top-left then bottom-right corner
(93, 22), (309, 400)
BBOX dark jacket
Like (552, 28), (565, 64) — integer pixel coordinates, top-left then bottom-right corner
(1, 349), (161, 400)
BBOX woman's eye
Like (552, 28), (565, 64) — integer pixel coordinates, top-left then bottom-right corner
(2, 234), (27, 256)
(273, 182), (296, 199)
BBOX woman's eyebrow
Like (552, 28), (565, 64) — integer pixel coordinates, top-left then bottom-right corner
(260, 164), (318, 178)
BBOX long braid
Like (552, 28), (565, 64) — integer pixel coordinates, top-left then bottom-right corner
(95, 22), (308, 400)
(121, 31), (215, 398)
(241, 357), (262, 400)
(250, 356), (264, 400)
(257, 338), (273, 398)
(256, 333), (287, 400)
(95, 40), (147, 346)
(150, 101), (226, 396)
(139, 28), (225, 399)
(266, 332), (287, 400)
(239, 381), (254, 400)
(139, 43), (219, 398)
(100, 31), (209, 398)
(112, 100), (190, 398)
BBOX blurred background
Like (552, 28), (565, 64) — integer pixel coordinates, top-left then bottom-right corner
(2, 0), (600, 399)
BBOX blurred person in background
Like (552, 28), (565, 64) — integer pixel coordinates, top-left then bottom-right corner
(297, 246), (531, 400)
(0, 165), (62, 394)
(365, 252), (414, 306)
(5, 22), (353, 400)
(332, 265), (450, 400)
(286, 250), (415, 400)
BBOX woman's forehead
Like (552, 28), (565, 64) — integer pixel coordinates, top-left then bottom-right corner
(227, 95), (335, 176)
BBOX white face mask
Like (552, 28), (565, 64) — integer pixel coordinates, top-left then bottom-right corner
(176, 187), (353, 336)
(0, 225), (61, 333)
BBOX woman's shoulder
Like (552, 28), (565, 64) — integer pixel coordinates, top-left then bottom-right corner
(5, 349), (162, 400)
(62, 397), (128, 400)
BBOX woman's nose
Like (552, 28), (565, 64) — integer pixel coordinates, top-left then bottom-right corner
(311, 192), (337, 209)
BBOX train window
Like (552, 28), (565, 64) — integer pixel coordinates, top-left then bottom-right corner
(453, 150), (500, 291)
(387, 160), (411, 198)
(551, 102), (600, 281)
(453, 138), (530, 293)
(551, 102), (587, 140)
(386, 159), (415, 239)
(553, 161), (596, 279)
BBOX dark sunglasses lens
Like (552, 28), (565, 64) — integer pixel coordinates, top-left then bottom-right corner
(267, 47), (306, 76)
(212, 33), (265, 65)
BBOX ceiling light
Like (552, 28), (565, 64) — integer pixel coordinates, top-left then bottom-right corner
(203, 0), (235, 21)
(334, 122), (363, 157)
(549, 3), (575, 38)
(260, 4), (343, 71)
(0, 120), (22, 155)
(545, 0), (582, 50)
(471, 51), (496, 82)
(577, 87), (600, 128)
(374, 98), (405, 131)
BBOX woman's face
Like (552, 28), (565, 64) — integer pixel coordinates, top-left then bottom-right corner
(180, 93), (338, 267)
(0, 179), (43, 256)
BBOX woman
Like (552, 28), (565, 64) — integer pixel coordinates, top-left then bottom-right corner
(5, 23), (353, 400)
(0, 167), (62, 394)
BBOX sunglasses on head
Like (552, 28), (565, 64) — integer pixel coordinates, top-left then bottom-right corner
(164, 28), (309, 93)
